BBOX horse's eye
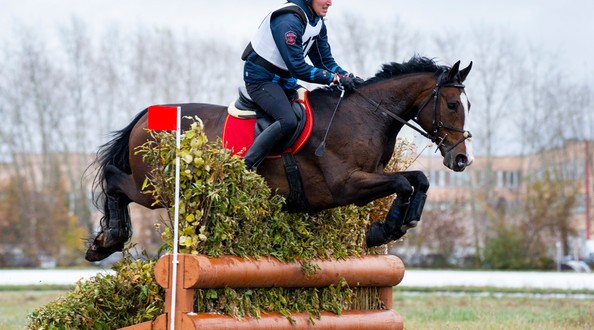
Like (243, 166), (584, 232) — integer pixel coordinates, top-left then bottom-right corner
(447, 102), (458, 111)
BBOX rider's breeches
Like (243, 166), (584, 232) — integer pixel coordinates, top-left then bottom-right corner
(246, 81), (298, 141)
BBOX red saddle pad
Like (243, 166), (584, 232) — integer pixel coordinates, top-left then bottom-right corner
(222, 97), (313, 159)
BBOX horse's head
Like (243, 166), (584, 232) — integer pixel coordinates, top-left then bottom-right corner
(416, 61), (474, 172)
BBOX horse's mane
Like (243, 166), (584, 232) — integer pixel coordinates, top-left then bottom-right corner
(314, 56), (447, 94)
(362, 56), (446, 86)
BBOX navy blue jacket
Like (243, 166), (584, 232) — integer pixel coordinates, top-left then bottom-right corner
(244, 0), (347, 89)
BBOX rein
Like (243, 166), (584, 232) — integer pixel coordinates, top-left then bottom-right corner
(315, 86), (346, 157)
(353, 70), (472, 153)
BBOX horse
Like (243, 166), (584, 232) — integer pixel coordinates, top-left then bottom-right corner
(85, 56), (474, 261)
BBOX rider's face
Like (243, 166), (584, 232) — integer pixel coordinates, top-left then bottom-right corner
(311, 0), (332, 18)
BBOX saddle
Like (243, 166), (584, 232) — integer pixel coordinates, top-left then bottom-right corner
(223, 86), (316, 212)
(223, 86), (313, 157)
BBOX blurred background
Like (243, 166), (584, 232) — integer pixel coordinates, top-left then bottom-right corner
(0, 0), (592, 270)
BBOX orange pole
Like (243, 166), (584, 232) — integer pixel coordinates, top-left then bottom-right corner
(380, 286), (394, 309)
(154, 255), (195, 327)
(124, 254), (406, 330)
(181, 310), (403, 330)
(154, 254), (405, 290)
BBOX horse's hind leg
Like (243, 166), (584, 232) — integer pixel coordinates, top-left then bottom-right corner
(85, 165), (135, 261)
(100, 195), (131, 247)
(100, 165), (137, 245)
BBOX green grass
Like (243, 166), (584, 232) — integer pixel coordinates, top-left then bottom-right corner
(0, 288), (69, 330)
(397, 285), (594, 296)
(2, 287), (593, 330)
(394, 291), (594, 330)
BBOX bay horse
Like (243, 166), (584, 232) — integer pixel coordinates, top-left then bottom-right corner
(85, 56), (474, 261)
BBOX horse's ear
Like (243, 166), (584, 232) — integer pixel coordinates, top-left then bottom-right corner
(447, 61), (461, 82)
(459, 61), (473, 82)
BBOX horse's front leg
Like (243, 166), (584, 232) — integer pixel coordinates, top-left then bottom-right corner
(345, 170), (429, 247)
(397, 170), (430, 229)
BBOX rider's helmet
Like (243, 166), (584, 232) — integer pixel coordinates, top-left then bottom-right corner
(305, 0), (313, 7)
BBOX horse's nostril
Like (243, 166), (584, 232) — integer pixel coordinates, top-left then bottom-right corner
(456, 154), (468, 167)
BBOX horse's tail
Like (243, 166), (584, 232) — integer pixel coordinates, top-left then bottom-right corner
(91, 109), (148, 238)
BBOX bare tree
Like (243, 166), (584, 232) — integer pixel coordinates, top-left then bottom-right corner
(57, 17), (97, 233)
(332, 13), (420, 77)
(517, 43), (594, 254)
(432, 25), (525, 259)
(0, 24), (80, 264)
(1, 12), (591, 266)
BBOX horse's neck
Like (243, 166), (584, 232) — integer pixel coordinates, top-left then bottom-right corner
(358, 75), (433, 131)
(356, 75), (434, 167)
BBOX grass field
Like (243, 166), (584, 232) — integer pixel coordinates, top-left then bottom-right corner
(1, 287), (593, 329)
(394, 292), (594, 330)
(0, 288), (70, 330)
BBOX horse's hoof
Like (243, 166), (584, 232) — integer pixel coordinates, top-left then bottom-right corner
(96, 229), (127, 248)
(366, 221), (390, 247)
(389, 229), (407, 241)
(85, 241), (125, 262)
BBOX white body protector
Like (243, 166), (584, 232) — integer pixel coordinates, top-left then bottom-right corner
(251, 3), (323, 70)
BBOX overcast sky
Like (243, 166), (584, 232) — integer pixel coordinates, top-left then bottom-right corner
(0, 0), (592, 81)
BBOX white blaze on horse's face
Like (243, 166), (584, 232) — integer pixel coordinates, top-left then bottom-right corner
(460, 91), (474, 166)
(438, 87), (474, 172)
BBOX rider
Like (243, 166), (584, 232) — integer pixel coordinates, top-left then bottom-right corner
(241, 0), (362, 170)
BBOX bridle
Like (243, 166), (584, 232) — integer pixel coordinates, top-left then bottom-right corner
(353, 69), (473, 154)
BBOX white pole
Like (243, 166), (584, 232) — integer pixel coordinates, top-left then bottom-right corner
(169, 106), (182, 330)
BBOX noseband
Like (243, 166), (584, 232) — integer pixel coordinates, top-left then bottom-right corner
(353, 69), (472, 154)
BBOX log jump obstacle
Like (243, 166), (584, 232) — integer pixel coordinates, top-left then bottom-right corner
(120, 253), (406, 330)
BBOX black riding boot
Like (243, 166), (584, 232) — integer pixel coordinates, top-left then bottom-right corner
(366, 198), (410, 247)
(244, 121), (283, 170)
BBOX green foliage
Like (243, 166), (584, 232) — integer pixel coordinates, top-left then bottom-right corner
(27, 256), (164, 329)
(28, 119), (412, 327)
(522, 169), (578, 256)
(482, 169), (574, 270)
(482, 224), (554, 270)
(135, 119), (377, 318)
(195, 283), (354, 324)
(482, 225), (529, 270)
(0, 177), (87, 267)
(137, 119), (368, 262)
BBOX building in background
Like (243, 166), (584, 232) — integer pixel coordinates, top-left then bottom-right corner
(408, 139), (594, 258)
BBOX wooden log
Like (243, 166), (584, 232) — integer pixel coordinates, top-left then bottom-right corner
(123, 254), (405, 330)
(154, 254), (405, 290)
(180, 310), (403, 330)
(120, 310), (403, 330)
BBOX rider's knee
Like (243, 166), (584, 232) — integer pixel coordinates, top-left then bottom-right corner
(278, 117), (298, 138)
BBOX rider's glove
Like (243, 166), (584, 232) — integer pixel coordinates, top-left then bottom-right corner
(348, 73), (365, 86)
(338, 74), (356, 91)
